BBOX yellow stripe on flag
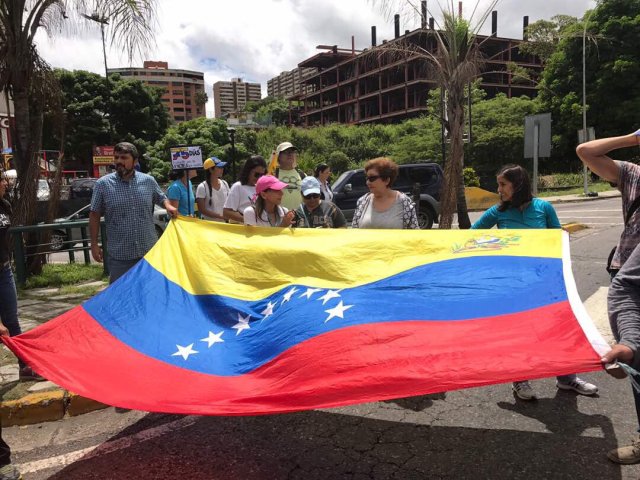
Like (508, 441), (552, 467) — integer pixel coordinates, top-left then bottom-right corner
(144, 217), (564, 299)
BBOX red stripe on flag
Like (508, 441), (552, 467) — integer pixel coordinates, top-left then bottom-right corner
(2, 302), (602, 415)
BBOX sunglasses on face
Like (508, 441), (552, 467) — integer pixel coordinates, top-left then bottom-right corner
(304, 193), (320, 200)
(253, 172), (264, 178)
(366, 175), (383, 183)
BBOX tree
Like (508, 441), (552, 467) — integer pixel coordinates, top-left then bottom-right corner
(519, 15), (579, 63)
(0, 0), (158, 229)
(539, 0), (640, 165)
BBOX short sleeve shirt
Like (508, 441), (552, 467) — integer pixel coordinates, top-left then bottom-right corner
(167, 179), (195, 216)
(224, 182), (256, 214)
(195, 180), (229, 221)
(90, 172), (167, 261)
(612, 161), (640, 269)
(295, 201), (346, 228)
(243, 205), (289, 226)
(277, 169), (303, 211)
(471, 198), (561, 230)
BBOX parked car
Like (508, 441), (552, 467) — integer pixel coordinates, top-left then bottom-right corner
(331, 162), (443, 229)
(37, 178), (50, 201)
(49, 204), (169, 251)
(69, 178), (98, 199)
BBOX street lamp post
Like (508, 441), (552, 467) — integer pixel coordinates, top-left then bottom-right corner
(581, 10), (594, 196)
(81, 13), (109, 79)
(227, 127), (236, 181)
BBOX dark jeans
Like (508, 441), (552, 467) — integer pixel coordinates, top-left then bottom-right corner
(107, 256), (142, 284)
(0, 426), (10, 466)
(0, 265), (24, 369)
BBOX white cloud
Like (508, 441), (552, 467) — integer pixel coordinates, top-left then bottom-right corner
(34, 0), (596, 118)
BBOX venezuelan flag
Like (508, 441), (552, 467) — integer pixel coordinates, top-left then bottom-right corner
(3, 219), (609, 415)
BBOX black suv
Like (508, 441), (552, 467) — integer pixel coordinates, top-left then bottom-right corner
(331, 162), (443, 229)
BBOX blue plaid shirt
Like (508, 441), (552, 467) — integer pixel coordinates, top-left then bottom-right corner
(90, 172), (167, 260)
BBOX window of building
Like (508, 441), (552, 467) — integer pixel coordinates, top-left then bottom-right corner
(173, 99), (184, 104)
(174, 107), (185, 112)
(175, 116), (185, 121)
(185, 100), (191, 105)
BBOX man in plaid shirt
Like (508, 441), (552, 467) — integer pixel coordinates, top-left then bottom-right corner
(90, 142), (177, 283)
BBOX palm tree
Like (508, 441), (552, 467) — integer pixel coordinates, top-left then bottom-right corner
(0, 0), (158, 228)
(371, 1), (496, 229)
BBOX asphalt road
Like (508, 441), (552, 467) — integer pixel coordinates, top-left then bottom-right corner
(10, 196), (640, 480)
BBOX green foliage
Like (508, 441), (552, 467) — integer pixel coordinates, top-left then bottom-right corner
(463, 167), (480, 187)
(23, 264), (105, 289)
(146, 117), (231, 182)
(539, 0), (640, 166)
(42, 69), (171, 166)
(327, 151), (350, 173)
(520, 16), (579, 62)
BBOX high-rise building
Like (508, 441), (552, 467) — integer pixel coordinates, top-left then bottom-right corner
(108, 61), (206, 123)
(213, 78), (262, 118)
(267, 67), (317, 99)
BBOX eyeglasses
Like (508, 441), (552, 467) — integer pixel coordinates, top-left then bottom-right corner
(253, 172), (264, 178)
(366, 175), (382, 183)
(303, 193), (320, 200)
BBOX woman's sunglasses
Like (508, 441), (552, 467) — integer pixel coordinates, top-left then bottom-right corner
(253, 172), (264, 178)
(366, 175), (382, 183)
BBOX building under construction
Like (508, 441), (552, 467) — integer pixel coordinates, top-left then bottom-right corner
(295, 6), (541, 127)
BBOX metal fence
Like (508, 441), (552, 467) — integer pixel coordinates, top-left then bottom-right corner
(9, 220), (108, 285)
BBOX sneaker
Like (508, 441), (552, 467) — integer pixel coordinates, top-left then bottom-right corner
(0, 464), (22, 480)
(608, 435), (640, 464)
(19, 366), (45, 382)
(556, 377), (598, 396)
(512, 381), (537, 400)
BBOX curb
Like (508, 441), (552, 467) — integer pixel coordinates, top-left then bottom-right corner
(562, 223), (589, 234)
(1, 390), (108, 427)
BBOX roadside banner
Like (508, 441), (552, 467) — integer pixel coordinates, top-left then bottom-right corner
(2, 224), (609, 415)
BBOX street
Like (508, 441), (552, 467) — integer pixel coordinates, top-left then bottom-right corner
(8, 196), (639, 480)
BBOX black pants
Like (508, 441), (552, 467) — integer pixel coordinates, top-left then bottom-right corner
(0, 423), (11, 466)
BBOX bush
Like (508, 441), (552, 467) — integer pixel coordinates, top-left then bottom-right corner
(538, 173), (584, 189)
(463, 167), (481, 187)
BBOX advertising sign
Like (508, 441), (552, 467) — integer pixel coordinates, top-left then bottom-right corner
(93, 145), (115, 165)
(170, 146), (203, 170)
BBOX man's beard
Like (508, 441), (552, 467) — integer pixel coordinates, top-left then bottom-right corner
(116, 164), (134, 178)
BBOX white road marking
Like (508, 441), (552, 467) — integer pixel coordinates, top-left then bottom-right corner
(17, 415), (197, 474)
(582, 286), (615, 345)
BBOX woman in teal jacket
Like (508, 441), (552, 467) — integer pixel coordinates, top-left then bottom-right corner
(472, 164), (598, 401)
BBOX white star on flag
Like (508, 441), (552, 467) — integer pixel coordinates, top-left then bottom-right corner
(324, 301), (353, 323)
(200, 331), (224, 348)
(282, 287), (299, 304)
(232, 313), (251, 335)
(261, 301), (276, 318)
(300, 287), (322, 299)
(172, 343), (198, 360)
(318, 289), (341, 305)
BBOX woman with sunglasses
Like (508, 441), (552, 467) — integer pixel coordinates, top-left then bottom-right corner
(352, 157), (419, 229)
(244, 175), (296, 227)
(294, 176), (346, 228)
(196, 157), (229, 222)
(472, 164), (598, 401)
(223, 155), (267, 224)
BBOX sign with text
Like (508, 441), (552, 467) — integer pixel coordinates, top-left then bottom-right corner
(93, 146), (115, 165)
(170, 146), (203, 170)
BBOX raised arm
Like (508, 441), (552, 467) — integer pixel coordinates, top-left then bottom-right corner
(575, 131), (639, 183)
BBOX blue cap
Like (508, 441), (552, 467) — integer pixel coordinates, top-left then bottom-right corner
(301, 176), (321, 196)
(203, 157), (227, 169)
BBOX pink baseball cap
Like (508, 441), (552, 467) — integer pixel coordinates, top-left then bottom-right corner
(253, 175), (288, 199)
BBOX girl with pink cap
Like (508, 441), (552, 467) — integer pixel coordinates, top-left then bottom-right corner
(243, 175), (296, 227)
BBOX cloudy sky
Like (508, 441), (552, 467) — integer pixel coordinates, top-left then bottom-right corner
(34, 0), (595, 117)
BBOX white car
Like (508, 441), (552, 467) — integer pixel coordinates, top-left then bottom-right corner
(50, 204), (168, 251)
(37, 179), (50, 201)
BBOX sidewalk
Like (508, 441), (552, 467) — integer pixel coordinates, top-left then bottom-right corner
(1, 281), (110, 427)
(0, 189), (623, 427)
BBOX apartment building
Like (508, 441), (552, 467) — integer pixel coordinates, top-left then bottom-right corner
(267, 67), (317, 99)
(108, 61), (206, 123)
(213, 78), (262, 118)
(298, 11), (542, 126)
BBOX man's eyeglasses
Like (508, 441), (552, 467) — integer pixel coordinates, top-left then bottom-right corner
(303, 193), (320, 200)
(366, 175), (383, 183)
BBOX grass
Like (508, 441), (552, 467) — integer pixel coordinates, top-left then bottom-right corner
(537, 182), (614, 198)
(58, 283), (105, 298)
(23, 264), (106, 289)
